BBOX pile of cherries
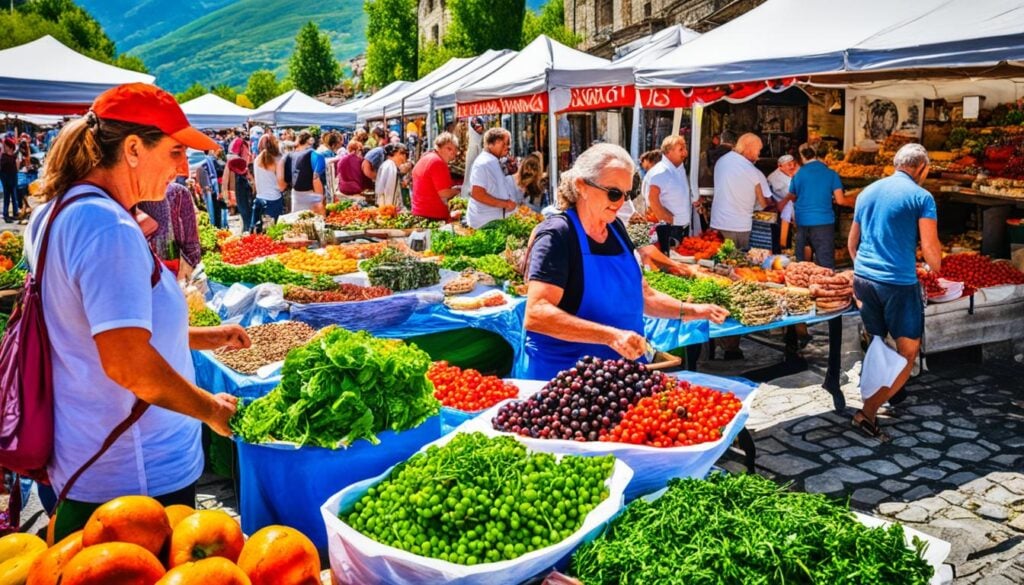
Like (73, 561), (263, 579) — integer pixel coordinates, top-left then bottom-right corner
(492, 356), (673, 442)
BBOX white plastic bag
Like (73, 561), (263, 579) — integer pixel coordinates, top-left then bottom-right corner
(860, 336), (907, 401)
(320, 442), (633, 585)
(456, 374), (759, 500)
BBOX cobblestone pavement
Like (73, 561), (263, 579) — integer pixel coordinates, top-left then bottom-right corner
(708, 319), (1024, 584)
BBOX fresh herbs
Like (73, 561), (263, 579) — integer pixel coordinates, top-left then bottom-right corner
(440, 254), (517, 282)
(231, 327), (440, 447)
(203, 253), (311, 286)
(572, 473), (934, 585)
(364, 249), (441, 292)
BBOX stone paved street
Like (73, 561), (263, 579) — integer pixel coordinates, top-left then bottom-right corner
(709, 319), (1024, 584)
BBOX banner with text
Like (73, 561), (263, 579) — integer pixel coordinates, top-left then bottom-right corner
(457, 92), (549, 118)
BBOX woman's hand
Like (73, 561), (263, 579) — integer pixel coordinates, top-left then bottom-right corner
(687, 303), (730, 324)
(207, 393), (238, 437)
(191, 324), (251, 351)
(667, 262), (697, 277)
(607, 328), (646, 361)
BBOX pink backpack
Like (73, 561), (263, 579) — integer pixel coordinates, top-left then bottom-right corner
(0, 189), (157, 505)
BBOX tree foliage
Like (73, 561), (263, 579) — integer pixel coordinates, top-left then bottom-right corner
(0, 0), (147, 72)
(418, 42), (463, 78)
(236, 94), (255, 108)
(363, 0), (418, 87)
(211, 83), (239, 104)
(445, 0), (526, 55)
(521, 0), (581, 48)
(246, 70), (284, 107)
(175, 82), (206, 104)
(289, 21), (342, 96)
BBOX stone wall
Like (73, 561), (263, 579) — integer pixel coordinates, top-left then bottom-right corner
(419, 0), (448, 45)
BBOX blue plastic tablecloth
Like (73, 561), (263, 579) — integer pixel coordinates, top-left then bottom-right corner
(645, 308), (857, 349)
(191, 350), (279, 402)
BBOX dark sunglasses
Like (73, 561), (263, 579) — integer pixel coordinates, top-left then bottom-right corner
(583, 178), (637, 202)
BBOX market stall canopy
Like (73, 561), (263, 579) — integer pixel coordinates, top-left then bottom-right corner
(251, 89), (356, 128)
(400, 50), (514, 116)
(2, 113), (67, 127)
(847, 0), (1024, 72)
(0, 35), (154, 115)
(456, 35), (633, 116)
(352, 80), (413, 124)
(635, 0), (944, 91)
(430, 50), (518, 111)
(612, 25), (700, 67)
(181, 93), (254, 129)
(360, 58), (476, 121)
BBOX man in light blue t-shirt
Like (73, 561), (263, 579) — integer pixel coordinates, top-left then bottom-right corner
(785, 144), (855, 268)
(848, 143), (942, 441)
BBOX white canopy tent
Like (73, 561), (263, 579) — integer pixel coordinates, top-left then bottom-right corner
(612, 25), (700, 67)
(402, 50), (514, 116)
(0, 35), (154, 115)
(635, 0), (944, 88)
(251, 89), (356, 128)
(181, 93), (254, 129)
(359, 58), (475, 123)
(430, 51), (518, 111)
(352, 80), (413, 124)
(847, 0), (1024, 72)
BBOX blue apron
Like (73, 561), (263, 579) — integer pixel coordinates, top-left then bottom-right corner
(523, 209), (645, 381)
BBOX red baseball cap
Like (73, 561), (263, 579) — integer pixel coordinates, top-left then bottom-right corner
(92, 83), (221, 152)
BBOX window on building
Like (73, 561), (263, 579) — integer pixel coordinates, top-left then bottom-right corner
(427, 0), (434, 12)
(643, 1), (652, 17)
(597, 0), (613, 31)
(431, 24), (439, 43)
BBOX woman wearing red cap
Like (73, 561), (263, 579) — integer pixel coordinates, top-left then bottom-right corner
(22, 83), (251, 541)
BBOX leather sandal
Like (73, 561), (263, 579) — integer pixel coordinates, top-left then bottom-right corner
(852, 410), (890, 442)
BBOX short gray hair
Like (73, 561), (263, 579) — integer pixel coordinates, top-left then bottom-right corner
(434, 132), (459, 149)
(483, 127), (510, 146)
(557, 143), (635, 210)
(893, 143), (929, 170)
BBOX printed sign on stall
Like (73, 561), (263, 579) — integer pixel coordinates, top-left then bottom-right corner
(457, 92), (549, 117)
(566, 85), (636, 112)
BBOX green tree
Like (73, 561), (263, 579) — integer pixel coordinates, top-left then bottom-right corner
(175, 82), (206, 104)
(236, 94), (254, 108)
(363, 0), (417, 87)
(289, 21), (342, 96)
(246, 70), (283, 108)
(211, 83), (238, 104)
(445, 0), (525, 55)
(521, 0), (581, 48)
(114, 53), (149, 74)
(418, 42), (460, 78)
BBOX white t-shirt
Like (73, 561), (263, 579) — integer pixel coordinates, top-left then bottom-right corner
(710, 151), (771, 232)
(254, 157), (283, 201)
(461, 128), (484, 197)
(375, 159), (403, 209)
(467, 150), (512, 228)
(24, 186), (201, 502)
(766, 168), (794, 222)
(646, 159), (694, 227)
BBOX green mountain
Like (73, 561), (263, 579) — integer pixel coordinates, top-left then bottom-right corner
(131, 0), (366, 93)
(76, 0), (238, 52)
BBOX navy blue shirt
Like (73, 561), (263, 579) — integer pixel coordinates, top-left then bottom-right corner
(789, 160), (843, 227)
(853, 171), (937, 286)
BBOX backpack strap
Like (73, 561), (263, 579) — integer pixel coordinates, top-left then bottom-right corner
(57, 399), (148, 504)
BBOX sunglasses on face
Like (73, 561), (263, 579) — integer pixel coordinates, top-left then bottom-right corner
(583, 178), (637, 202)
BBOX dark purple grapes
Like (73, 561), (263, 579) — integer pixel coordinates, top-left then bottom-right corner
(491, 356), (671, 441)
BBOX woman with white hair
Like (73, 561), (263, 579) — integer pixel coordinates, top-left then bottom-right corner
(522, 144), (729, 380)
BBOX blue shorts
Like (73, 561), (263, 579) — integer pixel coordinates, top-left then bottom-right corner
(853, 275), (924, 340)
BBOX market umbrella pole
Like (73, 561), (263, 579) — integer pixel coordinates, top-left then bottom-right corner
(547, 86), (558, 205)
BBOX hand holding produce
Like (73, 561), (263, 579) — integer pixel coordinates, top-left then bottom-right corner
(213, 321), (316, 374)
(341, 433), (614, 565)
(686, 303), (729, 324)
(428, 361), (518, 411)
(608, 328), (646, 361)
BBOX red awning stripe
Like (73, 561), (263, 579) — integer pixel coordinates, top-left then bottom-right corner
(0, 99), (89, 115)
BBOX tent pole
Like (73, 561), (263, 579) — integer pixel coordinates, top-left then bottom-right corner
(689, 103), (703, 233)
(400, 98), (406, 142)
(548, 99), (558, 207)
(427, 97), (436, 145)
(630, 91), (641, 161)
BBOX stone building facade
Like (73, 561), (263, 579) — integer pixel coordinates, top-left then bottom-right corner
(419, 0), (449, 46)
(566, 0), (765, 57)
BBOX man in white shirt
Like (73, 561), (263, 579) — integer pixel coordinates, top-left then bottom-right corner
(710, 133), (772, 250)
(467, 127), (517, 228)
(767, 154), (798, 248)
(616, 150), (662, 224)
(647, 135), (699, 253)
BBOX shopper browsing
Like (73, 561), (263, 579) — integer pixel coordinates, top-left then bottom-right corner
(647, 135), (699, 254)
(252, 133), (287, 233)
(285, 130), (325, 214)
(467, 128), (517, 228)
(375, 143), (408, 209)
(709, 133), (772, 250)
(766, 154), (798, 247)
(411, 132), (460, 221)
(849, 143), (942, 440)
(23, 83), (249, 541)
(784, 144), (855, 269)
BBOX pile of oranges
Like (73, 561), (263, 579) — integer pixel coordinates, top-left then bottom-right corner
(18, 495), (320, 585)
(277, 248), (359, 275)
